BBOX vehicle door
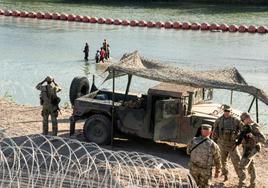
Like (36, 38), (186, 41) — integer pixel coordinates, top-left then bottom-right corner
(153, 99), (181, 141)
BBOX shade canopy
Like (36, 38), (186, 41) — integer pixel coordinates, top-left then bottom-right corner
(105, 51), (268, 105)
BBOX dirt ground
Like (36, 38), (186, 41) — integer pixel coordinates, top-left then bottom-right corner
(0, 98), (267, 188)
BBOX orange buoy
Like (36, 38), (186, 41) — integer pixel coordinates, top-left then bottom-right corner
(28, 12), (36, 18)
(229, 25), (238, 32)
(248, 25), (257, 33)
(67, 14), (75, 21)
(173, 22), (182, 29)
(4, 10), (12, 16)
(90, 17), (97, 23)
(122, 19), (130, 26)
(130, 20), (138, 26)
(12, 10), (20, 17)
(105, 18), (114, 24)
(75, 15), (82, 22)
(44, 12), (52, 19)
(182, 22), (191, 30)
(209, 23), (219, 31)
(36, 12), (45, 19)
(138, 20), (147, 27)
(200, 23), (210, 30)
(219, 24), (229, 31)
(238, 25), (247, 33)
(60, 14), (68, 20)
(190, 22), (200, 30)
(82, 16), (90, 22)
(155, 21), (164, 28)
(20, 11), (29, 17)
(147, 21), (155, 28)
(52, 13), (60, 20)
(257, 26), (267, 33)
(114, 19), (122, 25)
(97, 17), (105, 24)
(164, 21), (173, 29)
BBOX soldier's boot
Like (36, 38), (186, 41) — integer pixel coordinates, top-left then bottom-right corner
(223, 175), (228, 182)
(248, 184), (255, 188)
(52, 125), (58, 136)
(238, 179), (247, 188)
(221, 173), (228, 182)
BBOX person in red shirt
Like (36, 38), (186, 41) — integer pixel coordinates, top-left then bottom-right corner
(100, 47), (106, 63)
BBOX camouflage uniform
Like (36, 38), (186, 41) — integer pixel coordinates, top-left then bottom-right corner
(187, 136), (221, 188)
(238, 123), (266, 188)
(213, 115), (243, 178)
(36, 80), (61, 136)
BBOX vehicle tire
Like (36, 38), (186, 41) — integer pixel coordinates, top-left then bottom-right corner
(83, 114), (112, 145)
(69, 76), (90, 105)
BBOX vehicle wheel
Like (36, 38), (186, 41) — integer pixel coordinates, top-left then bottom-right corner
(83, 114), (111, 145)
(69, 76), (90, 105)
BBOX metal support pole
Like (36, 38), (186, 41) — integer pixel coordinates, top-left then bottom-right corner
(248, 97), (256, 113)
(123, 74), (132, 105)
(92, 74), (95, 85)
(202, 88), (205, 100)
(256, 98), (259, 123)
(230, 90), (233, 105)
(187, 92), (194, 115)
(111, 70), (115, 145)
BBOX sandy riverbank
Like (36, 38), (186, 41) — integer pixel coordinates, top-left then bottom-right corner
(0, 98), (267, 187)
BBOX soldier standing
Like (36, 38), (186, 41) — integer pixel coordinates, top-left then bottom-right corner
(36, 76), (61, 136)
(213, 105), (242, 181)
(83, 43), (89, 61)
(237, 112), (266, 188)
(187, 124), (221, 188)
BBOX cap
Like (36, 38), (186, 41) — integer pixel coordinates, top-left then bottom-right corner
(223, 104), (231, 111)
(240, 112), (250, 121)
(201, 124), (212, 130)
(46, 76), (53, 82)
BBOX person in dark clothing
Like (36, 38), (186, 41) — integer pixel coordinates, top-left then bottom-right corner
(95, 50), (100, 63)
(83, 43), (89, 61)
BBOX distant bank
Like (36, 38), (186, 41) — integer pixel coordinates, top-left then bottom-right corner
(28, 0), (268, 5)
(118, 0), (268, 5)
(62, 0), (268, 5)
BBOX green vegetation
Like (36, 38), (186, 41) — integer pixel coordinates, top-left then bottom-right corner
(2, 91), (14, 102)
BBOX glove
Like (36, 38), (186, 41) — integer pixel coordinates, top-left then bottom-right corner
(256, 143), (261, 152)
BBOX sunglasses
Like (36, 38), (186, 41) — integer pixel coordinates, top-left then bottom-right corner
(224, 110), (230, 112)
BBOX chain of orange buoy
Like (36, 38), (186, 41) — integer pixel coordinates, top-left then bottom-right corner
(1, 9), (267, 34)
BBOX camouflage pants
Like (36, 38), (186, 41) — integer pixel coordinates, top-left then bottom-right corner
(219, 145), (241, 177)
(190, 164), (212, 188)
(42, 108), (58, 136)
(238, 149), (257, 188)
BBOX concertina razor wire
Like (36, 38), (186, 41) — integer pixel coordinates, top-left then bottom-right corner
(0, 132), (197, 188)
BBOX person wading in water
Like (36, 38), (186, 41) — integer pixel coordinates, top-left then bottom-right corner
(83, 42), (89, 61)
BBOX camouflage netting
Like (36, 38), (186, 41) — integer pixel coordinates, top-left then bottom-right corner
(106, 51), (268, 105)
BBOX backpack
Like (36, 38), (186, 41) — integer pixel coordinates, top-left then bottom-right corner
(51, 95), (61, 106)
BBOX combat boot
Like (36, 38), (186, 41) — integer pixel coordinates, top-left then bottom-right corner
(238, 181), (247, 188)
(248, 183), (255, 188)
(223, 175), (228, 182)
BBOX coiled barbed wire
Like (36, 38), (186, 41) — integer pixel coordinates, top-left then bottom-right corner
(0, 133), (197, 188)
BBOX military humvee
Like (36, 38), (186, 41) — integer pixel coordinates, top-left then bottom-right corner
(69, 52), (268, 145)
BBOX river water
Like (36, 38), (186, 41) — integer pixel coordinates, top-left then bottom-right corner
(0, 1), (268, 131)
